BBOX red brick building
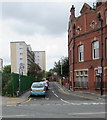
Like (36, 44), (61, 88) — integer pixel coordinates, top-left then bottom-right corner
(68, 2), (107, 94)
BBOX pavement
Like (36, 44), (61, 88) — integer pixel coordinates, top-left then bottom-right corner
(1, 82), (107, 106)
(1, 91), (30, 106)
(56, 82), (107, 101)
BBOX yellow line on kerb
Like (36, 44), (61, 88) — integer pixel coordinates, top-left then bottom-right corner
(22, 98), (32, 104)
(55, 83), (105, 101)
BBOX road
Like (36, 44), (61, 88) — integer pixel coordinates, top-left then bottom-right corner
(2, 82), (106, 119)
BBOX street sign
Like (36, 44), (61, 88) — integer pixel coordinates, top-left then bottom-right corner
(98, 66), (102, 74)
(20, 65), (25, 70)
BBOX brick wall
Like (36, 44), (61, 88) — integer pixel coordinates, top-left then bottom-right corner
(68, 2), (107, 94)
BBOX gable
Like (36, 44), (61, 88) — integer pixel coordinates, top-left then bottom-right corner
(80, 3), (92, 14)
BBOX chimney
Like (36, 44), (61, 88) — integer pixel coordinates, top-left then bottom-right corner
(70, 5), (75, 20)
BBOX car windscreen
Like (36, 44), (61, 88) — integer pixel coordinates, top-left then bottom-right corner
(32, 84), (43, 88)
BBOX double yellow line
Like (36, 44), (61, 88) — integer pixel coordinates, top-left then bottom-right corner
(21, 97), (32, 104)
(55, 83), (105, 101)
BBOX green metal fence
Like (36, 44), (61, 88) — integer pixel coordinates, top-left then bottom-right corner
(2, 72), (41, 96)
(11, 73), (41, 96)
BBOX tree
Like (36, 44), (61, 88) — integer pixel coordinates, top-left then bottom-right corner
(45, 71), (53, 78)
(3, 65), (11, 73)
(61, 57), (69, 77)
(27, 63), (45, 78)
(52, 57), (69, 77)
(2, 65), (13, 96)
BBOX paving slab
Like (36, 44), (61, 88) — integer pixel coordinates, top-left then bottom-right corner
(1, 91), (30, 106)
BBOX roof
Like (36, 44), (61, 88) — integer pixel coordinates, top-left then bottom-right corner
(10, 41), (26, 43)
(80, 3), (92, 14)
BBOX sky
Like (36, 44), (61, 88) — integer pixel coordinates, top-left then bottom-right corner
(0, 0), (96, 71)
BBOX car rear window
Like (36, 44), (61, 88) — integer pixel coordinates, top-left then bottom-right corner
(32, 84), (43, 88)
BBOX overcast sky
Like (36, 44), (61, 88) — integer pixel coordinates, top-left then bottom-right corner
(0, 0), (96, 71)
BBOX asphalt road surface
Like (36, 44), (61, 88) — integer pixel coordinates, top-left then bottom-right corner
(2, 82), (106, 119)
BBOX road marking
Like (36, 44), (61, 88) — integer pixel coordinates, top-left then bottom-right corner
(5, 102), (106, 107)
(60, 99), (72, 104)
(60, 98), (105, 105)
(22, 98), (32, 104)
(6, 105), (16, 107)
(56, 83), (70, 95)
(45, 97), (49, 100)
(82, 103), (89, 105)
(68, 112), (107, 115)
(51, 89), (59, 98)
(54, 94), (58, 98)
(2, 115), (27, 117)
(52, 91), (54, 93)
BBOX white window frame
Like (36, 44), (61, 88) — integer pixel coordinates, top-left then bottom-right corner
(92, 41), (99, 59)
(78, 45), (84, 62)
(75, 70), (88, 88)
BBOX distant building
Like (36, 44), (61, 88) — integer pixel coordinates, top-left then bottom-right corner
(27, 45), (35, 70)
(10, 41), (34, 75)
(68, 2), (107, 93)
(34, 51), (46, 71)
(0, 58), (3, 72)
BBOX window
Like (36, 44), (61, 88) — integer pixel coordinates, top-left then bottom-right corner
(75, 70), (88, 88)
(20, 53), (23, 55)
(78, 45), (84, 62)
(92, 41), (99, 59)
(20, 48), (23, 50)
(19, 43), (23, 45)
(20, 58), (23, 60)
(106, 10), (107, 24)
(76, 71), (79, 76)
(95, 70), (101, 89)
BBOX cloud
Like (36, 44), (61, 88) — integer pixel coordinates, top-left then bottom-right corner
(1, 1), (95, 71)
(2, 2), (70, 36)
(1, 18), (68, 70)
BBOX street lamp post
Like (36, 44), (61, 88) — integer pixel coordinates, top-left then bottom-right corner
(61, 61), (63, 76)
(18, 63), (24, 96)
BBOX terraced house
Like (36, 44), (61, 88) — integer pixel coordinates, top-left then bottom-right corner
(68, 2), (107, 94)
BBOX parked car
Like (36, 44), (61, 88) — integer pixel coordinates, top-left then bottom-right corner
(30, 82), (46, 96)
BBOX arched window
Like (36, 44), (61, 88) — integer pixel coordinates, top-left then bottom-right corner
(106, 9), (107, 24)
(92, 41), (99, 59)
(78, 45), (84, 62)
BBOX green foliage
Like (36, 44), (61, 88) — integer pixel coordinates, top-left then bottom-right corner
(2, 65), (12, 96)
(3, 65), (11, 73)
(52, 57), (69, 77)
(2, 73), (13, 96)
(61, 57), (69, 77)
(27, 63), (45, 78)
(45, 71), (53, 78)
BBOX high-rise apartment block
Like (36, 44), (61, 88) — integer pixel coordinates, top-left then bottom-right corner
(0, 58), (3, 72)
(34, 51), (46, 71)
(10, 41), (34, 75)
